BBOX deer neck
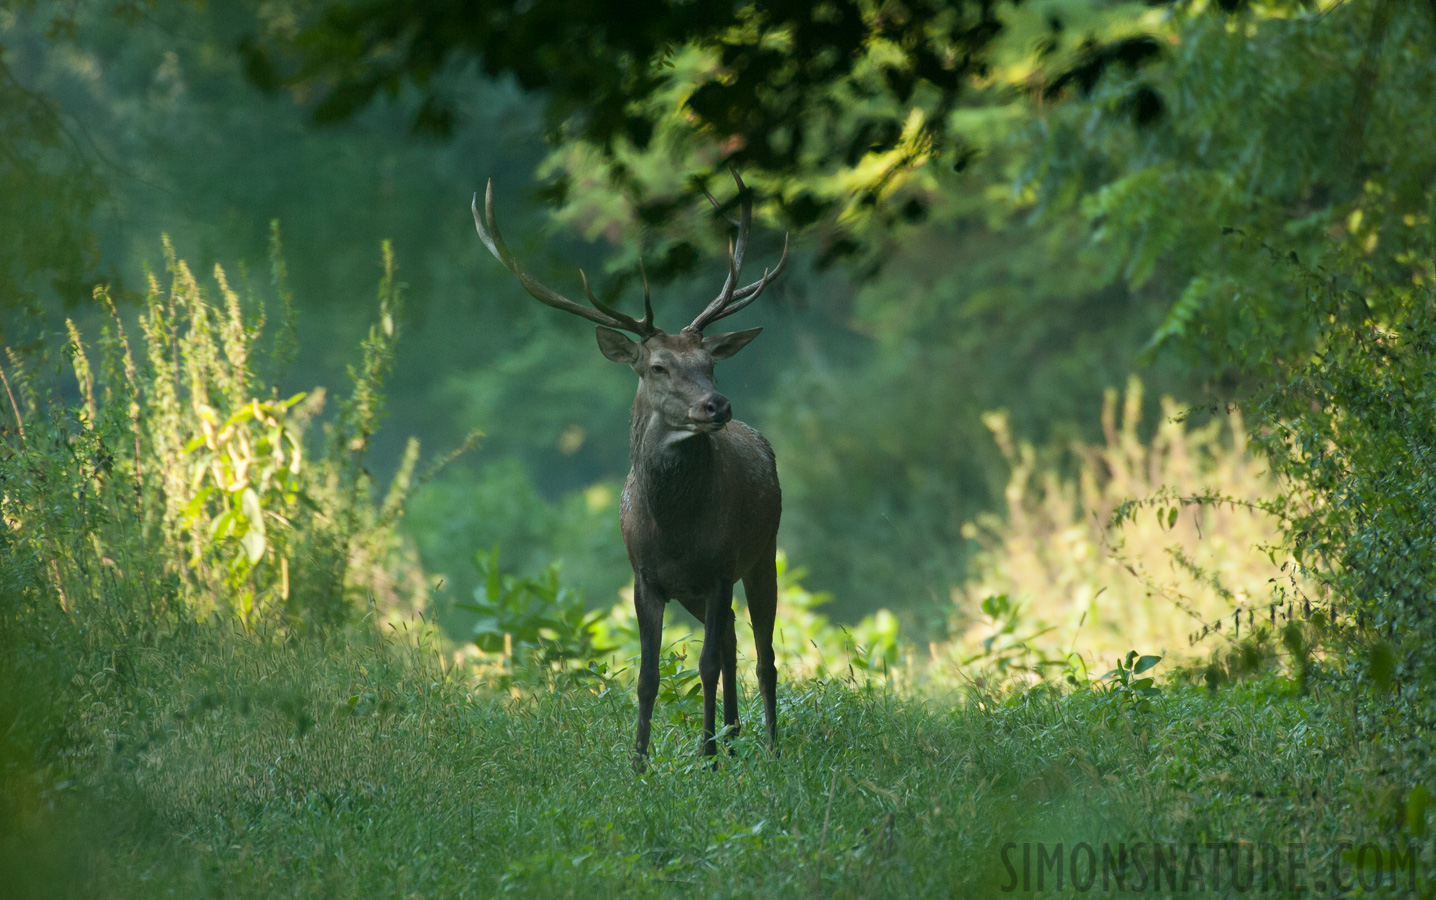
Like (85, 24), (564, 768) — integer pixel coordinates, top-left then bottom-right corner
(629, 399), (716, 523)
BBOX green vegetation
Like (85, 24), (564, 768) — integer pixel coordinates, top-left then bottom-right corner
(7, 620), (1426, 898)
(7, 0), (1436, 896)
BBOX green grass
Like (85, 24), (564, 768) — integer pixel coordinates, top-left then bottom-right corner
(5, 618), (1427, 898)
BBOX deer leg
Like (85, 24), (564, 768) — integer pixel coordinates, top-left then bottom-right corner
(721, 601), (740, 750)
(698, 584), (730, 760)
(632, 576), (665, 770)
(743, 551), (779, 752)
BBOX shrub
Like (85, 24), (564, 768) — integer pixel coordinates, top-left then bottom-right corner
(1247, 236), (1436, 676)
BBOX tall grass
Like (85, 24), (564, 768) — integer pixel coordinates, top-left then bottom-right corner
(950, 378), (1294, 678)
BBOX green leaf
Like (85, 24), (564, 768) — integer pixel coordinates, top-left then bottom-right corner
(1133, 654), (1163, 675)
(240, 526), (266, 564)
(240, 488), (264, 532)
(183, 486), (215, 521)
(223, 405), (257, 428)
(210, 509), (236, 540)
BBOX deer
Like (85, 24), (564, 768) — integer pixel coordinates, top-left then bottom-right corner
(472, 170), (788, 766)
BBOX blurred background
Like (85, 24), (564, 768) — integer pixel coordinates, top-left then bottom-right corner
(5, 0), (1427, 659)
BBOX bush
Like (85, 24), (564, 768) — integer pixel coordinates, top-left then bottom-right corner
(1248, 237), (1436, 676)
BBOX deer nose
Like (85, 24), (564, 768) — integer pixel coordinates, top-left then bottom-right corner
(700, 394), (732, 424)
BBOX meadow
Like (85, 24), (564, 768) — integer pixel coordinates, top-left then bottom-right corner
(7, 608), (1422, 898)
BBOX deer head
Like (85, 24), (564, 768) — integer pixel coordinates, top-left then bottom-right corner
(471, 170), (788, 441)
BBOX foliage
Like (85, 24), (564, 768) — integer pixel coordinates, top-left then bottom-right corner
(254, 0), (1007, 191)
(0, 232), (427, 629)
(1245, 240), (1436, 675)
(458, 550), (904, 690)
(1018, 1), (1436, 376)
(407, 461), (632, 634)
(951, 378), (1293, 672)
(458, 547), (610, 677)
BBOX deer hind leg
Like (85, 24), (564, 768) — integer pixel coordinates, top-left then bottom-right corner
(743, 549), (779, 752)
(632, 576), (666, 771)
(698, 583), (733, 760)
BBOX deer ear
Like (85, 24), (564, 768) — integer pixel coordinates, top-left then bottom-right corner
(702, 327), (762, 360)
(596, 326), (641, 365)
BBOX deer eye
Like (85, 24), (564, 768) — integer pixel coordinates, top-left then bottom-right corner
(650, 364), (667, 376)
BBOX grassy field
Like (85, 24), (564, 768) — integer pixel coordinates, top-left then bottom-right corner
(4, 615), (1427, 899)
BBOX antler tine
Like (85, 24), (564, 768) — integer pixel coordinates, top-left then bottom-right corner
(726, 231), (790, 302)
(703, 233), (790, 325)
(700, 181), (741, 228)
(473, 181), (653, 337)
(689, 169), (754, 332)
(579, 268), (649, 333)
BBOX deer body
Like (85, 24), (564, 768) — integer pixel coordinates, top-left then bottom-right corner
(473, 171), (787, 763)
(622, 415), (779, 599)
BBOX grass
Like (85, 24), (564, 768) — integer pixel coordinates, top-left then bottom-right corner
(5, 615), (1427, 898)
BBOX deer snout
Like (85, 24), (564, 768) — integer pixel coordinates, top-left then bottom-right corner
(694, 394), (732, 426)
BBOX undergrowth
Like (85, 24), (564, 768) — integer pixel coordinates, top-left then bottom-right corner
(5, 233), (1436, 897)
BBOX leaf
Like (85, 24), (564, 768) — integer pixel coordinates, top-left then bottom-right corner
(210, 509), (236, 540)
(981, 594), (1009, 618)
(223, 404), (257, 428)
(183, 486), (215, 521)
(1133, 655), (1163, 675)
(240, 488), (265, 533)
(240, 526), (266, 564)
(237, 488), (266, 563)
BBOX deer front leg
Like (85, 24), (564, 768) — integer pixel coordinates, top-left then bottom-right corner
(632, 575), (665, 770)
(720, 602), (740, 749)
(698, 583), (732, 760)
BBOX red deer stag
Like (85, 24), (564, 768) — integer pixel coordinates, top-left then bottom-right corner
(472, 171), (788, 764)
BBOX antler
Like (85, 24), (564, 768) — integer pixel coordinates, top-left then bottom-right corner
(688, 169), (790, 333)
(473, 181), (655, 337)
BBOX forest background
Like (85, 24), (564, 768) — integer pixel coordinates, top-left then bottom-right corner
(15, 0), (1420, 645)
(9, 0), (1436, 895)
